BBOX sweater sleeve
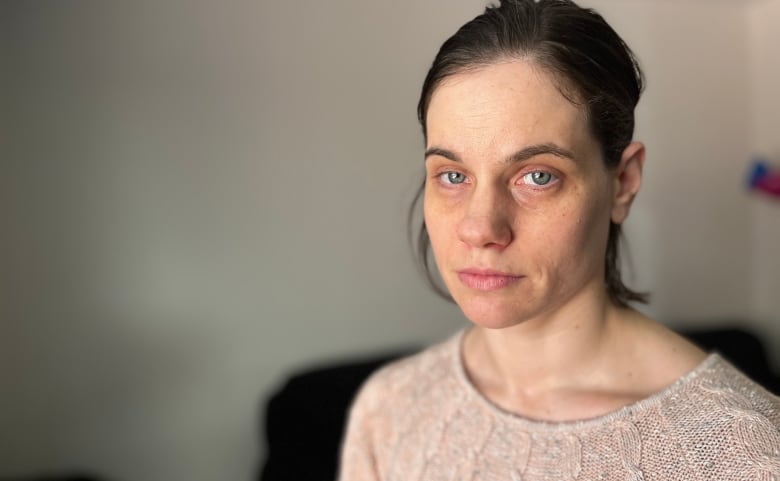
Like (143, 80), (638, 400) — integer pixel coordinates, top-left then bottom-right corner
(337, 377), (382, 481)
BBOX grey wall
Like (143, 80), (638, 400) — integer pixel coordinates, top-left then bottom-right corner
(1, 1), (777, 481)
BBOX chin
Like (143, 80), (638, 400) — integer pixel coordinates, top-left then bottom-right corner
(456, 294), (534, 330)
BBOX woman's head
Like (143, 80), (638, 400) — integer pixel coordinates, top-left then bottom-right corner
(413, 0), (647, 309)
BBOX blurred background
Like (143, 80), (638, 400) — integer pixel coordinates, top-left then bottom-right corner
(1, 0), (779, 480)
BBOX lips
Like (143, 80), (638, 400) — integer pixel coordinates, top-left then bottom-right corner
(456, 268), (523, 291)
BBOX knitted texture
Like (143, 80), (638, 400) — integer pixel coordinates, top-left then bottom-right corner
(338, 332), (780, 481)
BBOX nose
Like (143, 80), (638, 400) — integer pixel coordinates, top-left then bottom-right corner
(456, 185), (513, 249)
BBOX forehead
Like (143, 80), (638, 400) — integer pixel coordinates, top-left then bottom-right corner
(426, 60), (595, 158)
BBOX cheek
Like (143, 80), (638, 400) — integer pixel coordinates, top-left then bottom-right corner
(524, 215), (581, 268)
(530, 192), (609, 263)
(423, 191), (446, 249)
(423, 190), (463, 266)
(560, 195), (612, 265)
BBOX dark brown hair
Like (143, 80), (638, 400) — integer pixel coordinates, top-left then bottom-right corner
(411, 0), (648, 307)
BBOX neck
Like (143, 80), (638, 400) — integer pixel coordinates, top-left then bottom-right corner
(463, 287), (628, 395)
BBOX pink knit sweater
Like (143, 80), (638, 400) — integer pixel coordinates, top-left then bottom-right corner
(339, 331), (780, 480)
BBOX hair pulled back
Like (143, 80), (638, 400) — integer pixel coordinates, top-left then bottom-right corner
(411, 0), (647, 307)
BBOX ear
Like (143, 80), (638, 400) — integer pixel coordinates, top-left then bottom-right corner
(610, 141), (645, 224)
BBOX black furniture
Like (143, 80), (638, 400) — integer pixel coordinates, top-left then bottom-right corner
(259, 351), (408, 481)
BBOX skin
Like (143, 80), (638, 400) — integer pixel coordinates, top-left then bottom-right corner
(423, 60), (705, 422)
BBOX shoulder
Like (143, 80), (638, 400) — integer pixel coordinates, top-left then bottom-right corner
(652, 354), (780, 475)
(349, 331), (463, 418)
(686, 354), (780, 419)
(339, 332), (468, 479)
(657, 354), (780, 425)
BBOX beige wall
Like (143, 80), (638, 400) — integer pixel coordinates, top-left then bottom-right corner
(748, 0), (780, 366)
(1, 1), (776, 481)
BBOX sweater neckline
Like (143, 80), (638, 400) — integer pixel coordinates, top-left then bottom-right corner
(450, 328), (721, 432)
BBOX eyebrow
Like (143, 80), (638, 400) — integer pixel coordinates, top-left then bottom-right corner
(424, 142), (576, 164)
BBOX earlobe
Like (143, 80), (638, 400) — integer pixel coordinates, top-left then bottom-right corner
(610, 141), (645, 224)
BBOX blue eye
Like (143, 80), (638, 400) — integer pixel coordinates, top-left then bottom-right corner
(522, 171), (555, 186)
(440, 171), (467, 184)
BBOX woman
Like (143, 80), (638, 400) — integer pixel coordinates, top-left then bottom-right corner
(339, 1), (780, 479)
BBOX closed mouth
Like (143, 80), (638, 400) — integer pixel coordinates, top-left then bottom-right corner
(456, 269), (523, 291)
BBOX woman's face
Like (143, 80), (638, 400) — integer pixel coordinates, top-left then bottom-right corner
(424, 60), (630, 329)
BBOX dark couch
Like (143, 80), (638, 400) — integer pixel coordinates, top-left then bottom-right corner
(258, 327), (780, 481)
